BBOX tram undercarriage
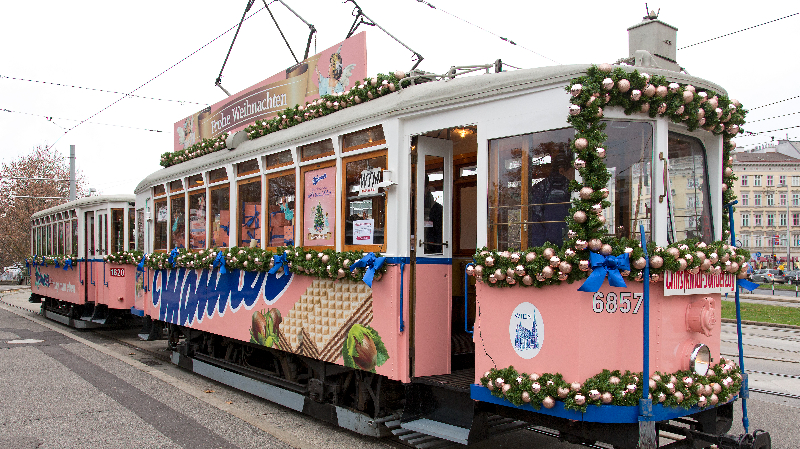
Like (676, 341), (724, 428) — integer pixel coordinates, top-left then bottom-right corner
(32, 294), (140, 329)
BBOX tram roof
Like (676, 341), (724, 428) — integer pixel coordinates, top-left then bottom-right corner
(31, 194), (136, 220)
(135, 63), (727, 194)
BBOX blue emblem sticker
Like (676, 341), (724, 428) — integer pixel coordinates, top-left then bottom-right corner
(509, 302), (544, 359)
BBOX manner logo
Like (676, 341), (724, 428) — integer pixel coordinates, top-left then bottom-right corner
(509, 302), (544, 359)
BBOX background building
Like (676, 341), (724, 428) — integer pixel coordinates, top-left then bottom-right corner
(733, 140), (800, 270)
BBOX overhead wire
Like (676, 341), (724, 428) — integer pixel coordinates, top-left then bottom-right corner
(0, 75), (208, 106)
(413, 0), (560, 64)
(678, 13), (799, 50)
(750, 95), (800, 111)
(747, 111), (800, 123)
(65, 4), (268, 134)
(1, 108), (166, 133)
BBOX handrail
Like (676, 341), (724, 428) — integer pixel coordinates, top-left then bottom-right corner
(638, 224), (655, 447)
(79, 259), (83, 285)
(464, 262), (474, 335)
(727, 200), (750, 434)
(103, 260), (108, 287)
(90, 260), (95, 286)
(398, 261), (405, 332)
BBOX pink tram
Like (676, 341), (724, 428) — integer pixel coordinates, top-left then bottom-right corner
(30, 19), (771, 449)
(29, 195), (140, 327)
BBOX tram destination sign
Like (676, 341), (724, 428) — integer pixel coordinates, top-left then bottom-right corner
(174, 32), (367, 152)
(663, 270), (735, 296)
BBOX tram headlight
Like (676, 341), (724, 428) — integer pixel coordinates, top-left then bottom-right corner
(689, 344), (711, 376)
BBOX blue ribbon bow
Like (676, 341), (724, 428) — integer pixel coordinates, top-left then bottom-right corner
(737, 278), (759, 292)
(244, 208), (260, 228)
(268, 253), (290, 276)
(350, 252), (386, 288)
(137, 254), (147, 272)
(54, 259), (60, 268)
(213, 251), (227, 274)
(220, 224), (230, 235)
(578, 251), (631, 293)
(168, 248), (179, 266)
(63, 259), (73, 270)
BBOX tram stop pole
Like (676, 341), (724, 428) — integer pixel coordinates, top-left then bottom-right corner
(638, 225), (656, 449)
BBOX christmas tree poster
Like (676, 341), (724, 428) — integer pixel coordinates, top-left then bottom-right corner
(303, 166), (335, 245)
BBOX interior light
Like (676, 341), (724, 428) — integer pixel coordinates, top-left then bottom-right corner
(690, 344), (711, 376)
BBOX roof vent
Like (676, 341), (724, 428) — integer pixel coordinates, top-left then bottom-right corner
(627, 7), (681, 72)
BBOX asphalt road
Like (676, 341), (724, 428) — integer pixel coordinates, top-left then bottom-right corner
(2, 288), (799, 449)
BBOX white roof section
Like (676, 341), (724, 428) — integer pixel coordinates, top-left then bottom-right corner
(31, 194), (135, 220)
(135, 63), (728, 194)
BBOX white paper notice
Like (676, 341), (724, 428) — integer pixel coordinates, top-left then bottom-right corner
(354, 219), (374, 245)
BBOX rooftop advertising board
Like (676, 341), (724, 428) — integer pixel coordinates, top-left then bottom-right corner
(174, 31), (367, 152)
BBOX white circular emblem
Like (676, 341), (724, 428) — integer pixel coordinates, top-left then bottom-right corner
(509, 302), (544, 359)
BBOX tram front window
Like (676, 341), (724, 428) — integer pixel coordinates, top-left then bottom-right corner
(602, 121), (654, 241)
(667, 132), (712, 243)
(488, 128), (574, 250)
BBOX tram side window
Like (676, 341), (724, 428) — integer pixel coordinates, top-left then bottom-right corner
(154, 199), (168, 251)
(238, 179), (261, 247)
(111, 209), (124, 253)
(128, 208), (136, 251)
(99, 213), (108, 255)
(136, 209), (144, 250)
(602, 121), (654, 241)
(667, 132), (712, 243)
(210, 185), (230, 248)
(488, 128), (574, 250)
(343, 152), (387, 249)
(46, 223), (52, 255)
(61, 221), (67, 254)
(171, 195), (186, 249)
(266, 171), (296, 248)
(72, 219), (78, 254)
(189, 191), (206, 249)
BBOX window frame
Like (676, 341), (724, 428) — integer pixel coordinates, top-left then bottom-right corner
(341, 149), (388, 252)
(299, 159), (338, 250)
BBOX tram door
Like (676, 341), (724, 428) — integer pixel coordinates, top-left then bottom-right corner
(413, 136), (453, 377)
(84, 211), (96, 305)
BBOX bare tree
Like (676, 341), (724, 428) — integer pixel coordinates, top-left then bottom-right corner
(0, 146), (88, 267)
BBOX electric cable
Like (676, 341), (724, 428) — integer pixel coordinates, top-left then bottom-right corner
(1, 108), (166, 133)
(0, 75), (207, 105)
(678, 13), (800, 50)
(413, 0), (560, 64)
(66, 4), (268, 134)
(750, 95), (800, 111)
(747, 111), (800, 123)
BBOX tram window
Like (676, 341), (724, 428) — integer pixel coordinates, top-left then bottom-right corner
(99, 213), (108, 255)
(300, 139), (335, 162)
(489, 128), (574, 250)
(343, 151), (387, 249)
(300, 161), (336, 248)
(88, 214), (95, 256)
(188, 174), (204, 187)
(111, 209), (124, 253)
(667, 132), (712, 243)
(169, 179), (184, 192)
(72, 219), (78, 254)
(154, 184), (166, 197)
(50, 223), (56, 255)
(423, 156), (444, 254)
(237, 178), (261, 247)
(170, 194), (186, 249)
(154, 199), (168, 251)
(342, 126), (386, 152)
(128, 208), (136, 250)
(60, 222), (66, 254)
(602, 121), (654, 241)
(266, 150), (293, 169)
(210, 185), (230, 248)
(237, 159), (260, 177)
(209, 168), (228, 183)
(189, 191), (207, 249)
(136, 209), (144, 250)
(266, 171), (295, 249)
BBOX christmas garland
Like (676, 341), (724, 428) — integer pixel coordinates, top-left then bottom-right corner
(26, 254), (77, 267)
(105, 247), (388, 283)
(159, 71), (410, 168)
(472, 64), (749, 288)
(160, 133), (228, 168)
(480, 358), (743, 413)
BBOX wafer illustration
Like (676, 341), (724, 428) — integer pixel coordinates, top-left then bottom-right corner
(281, 279), (373, 362)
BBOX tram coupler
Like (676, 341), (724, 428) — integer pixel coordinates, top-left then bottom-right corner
(717, 430), (771, 449)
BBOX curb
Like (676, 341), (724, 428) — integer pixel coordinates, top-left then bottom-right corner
(721, 318), (800, 330)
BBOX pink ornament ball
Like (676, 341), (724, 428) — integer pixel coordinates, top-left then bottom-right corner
(609, 376), (620, 385)
(522, 391), (531, 403)
(643, 84), (656, 97)
(543, 396), (556, 409)
(683, 91), (694, 104)
(601, 392), (613, 404)
(650, 255), (664, 269)
(640, 102), (650, 113)
(596, 147), (606, 158)
(573, 210), (588, 223)
(631, 90), (642, 101)
(617, 79), (631, 93)
(600, 244), (613, 256)
(575, 138), (588, 150)
(570, 84), (583, 97)
(598, 63), (613, 73)
(543, 247), (556, 258)
(574, 394), (586, 406)
(525, 252), (536, 263)
(674, 391), (684, 403)
(602, 78), (614, 90)
(557, 387), (570, 398)
(589, 238), (603, 251)
(589, 389), (601, 401)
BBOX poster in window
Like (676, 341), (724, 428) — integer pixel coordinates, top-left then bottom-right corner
(353, 219), (374, 245)
(304, 166), (336, 245)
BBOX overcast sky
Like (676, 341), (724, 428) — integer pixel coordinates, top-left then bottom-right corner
(1, 0), (798, 195)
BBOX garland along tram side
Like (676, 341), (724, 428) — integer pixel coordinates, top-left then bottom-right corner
(31, 20), (771, 449)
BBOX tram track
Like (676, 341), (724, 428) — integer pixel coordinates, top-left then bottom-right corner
(722, 339), (800, 354)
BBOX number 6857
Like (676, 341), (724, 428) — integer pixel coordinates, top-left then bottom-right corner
(592, 292), (643, 314)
